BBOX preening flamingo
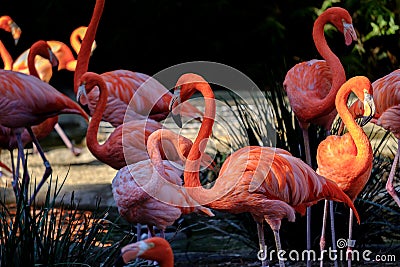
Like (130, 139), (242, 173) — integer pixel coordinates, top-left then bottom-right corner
(170, 73), (360, 267)
(0, 15), (21, 70)
(347, 69), (400, 207)
(112, 128), (214, 238)
(76, 72), (164, 169)
(283, 7), (357, 259)
(12, 26), (97, 81)
(0, 67), (88, 203)
(74, 0), (202, 127)
(114, 237), (173, 267)
(317, 76), (375, 266)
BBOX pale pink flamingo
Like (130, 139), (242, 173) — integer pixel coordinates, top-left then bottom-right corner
(170, 73), (360, 267)
(112, 128), (214, 239)
(283, 7), (357, 260)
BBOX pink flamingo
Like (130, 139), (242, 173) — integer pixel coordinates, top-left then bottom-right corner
(112, 128), (214, 238)
(0, 55), (88, 203)
(283, 7), (357, 260)
(170, 73), (360, 267)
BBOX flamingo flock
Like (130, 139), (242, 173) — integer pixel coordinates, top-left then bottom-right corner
(0, 3), (399, 267)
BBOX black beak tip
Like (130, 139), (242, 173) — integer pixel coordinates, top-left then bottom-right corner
(172, 113), (183, 128)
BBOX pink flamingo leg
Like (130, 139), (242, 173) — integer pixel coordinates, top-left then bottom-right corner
(386, 140), (400, 207)
(319, 200), (328, 267)
(27, 127), (52, 204)
(302, 127), (312, 267)
(256, 221), (269, 267)
(329, 200), (338, 267)
(347, 209), (355, 267)
(53, 123), (82, 156)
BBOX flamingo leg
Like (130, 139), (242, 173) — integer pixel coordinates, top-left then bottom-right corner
(386, 140), (400, 207)
(26, 127), (52, 204)
(256, 221), (269, 267)
(266, 218), (284, 267)
(136, 223), (142, 241)
(319, 200), (328, 267)
(16, 132), (30, 200)
(301, 127), (312, 267)
(329, 200), (338, 267)
(54, 123), (82, 156)
(347, 209), (355, 267)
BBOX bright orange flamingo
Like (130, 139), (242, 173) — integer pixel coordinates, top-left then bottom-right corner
(0, 15), (21, 70)
(74, 0), (202, 127)
(76, 72), (164, 169)
(0, 59), (88, 203)
(12, 26), (97, 81)
(283, 7), (357, 258)
(317, 76), (375, 266)
(112, 128), (214, 239)
(346, 69), (400, 207)
(114, 237), (174, 267)
(170, 73), (360, 267)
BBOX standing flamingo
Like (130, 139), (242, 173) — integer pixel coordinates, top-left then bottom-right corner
(0, 64), (88, 203)
(346, 69), (400, 207)
(114, 237), (174, 267)
(0, 15), (21, 70)
(317, 76), (375, 266)
(112, 128), (214, 239)
(12, 26), (97, 81)
(170, 73), (360, 267)
(283, 7), (357, 260)
(74, 0), (202, 127)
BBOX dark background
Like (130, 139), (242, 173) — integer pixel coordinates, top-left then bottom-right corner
(3, 0), (398, 92)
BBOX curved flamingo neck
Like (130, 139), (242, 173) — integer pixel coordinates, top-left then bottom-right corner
(85, 74), (108, 156)
(0, 41), (13, 70)
(336, 77), (373, 171)
(70, 27), (85, 55)
(312, 11), (346, 116)
(27, 42), (45, 79)
(184, 83), (216, 190)
(74, 0), (104, 93)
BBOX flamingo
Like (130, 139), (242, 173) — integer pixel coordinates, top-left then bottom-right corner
(112, 128), (214, 239)
(114, 237), (173, 267)
(283, 7), (357, 260)
(317, 76), (375, 266)
(76, 72), (164, 169)
(0, 15), (21, 70)
(12, 26), (97, 81)
(170, 73), (360, 267)
(74, 0), (202, 127)
(0, 59), (89, 203)
(346, 70), (400, 207)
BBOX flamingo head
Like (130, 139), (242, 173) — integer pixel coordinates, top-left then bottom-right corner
(347, 76), (376, 126)
(325, 7), (358, 45)
(0, 16), (22, 45)
(29, 40), (59, 68)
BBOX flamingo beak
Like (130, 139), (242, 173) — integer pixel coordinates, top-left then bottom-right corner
(169, 87), (183, 128)
(76, 84), (89, 105)
(10, 21), (21, 45)
(360, 91), (375, 126)
(343, 21), (357, 46)
(47, 48), (59, 68)
(113, 241), (155, 266)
